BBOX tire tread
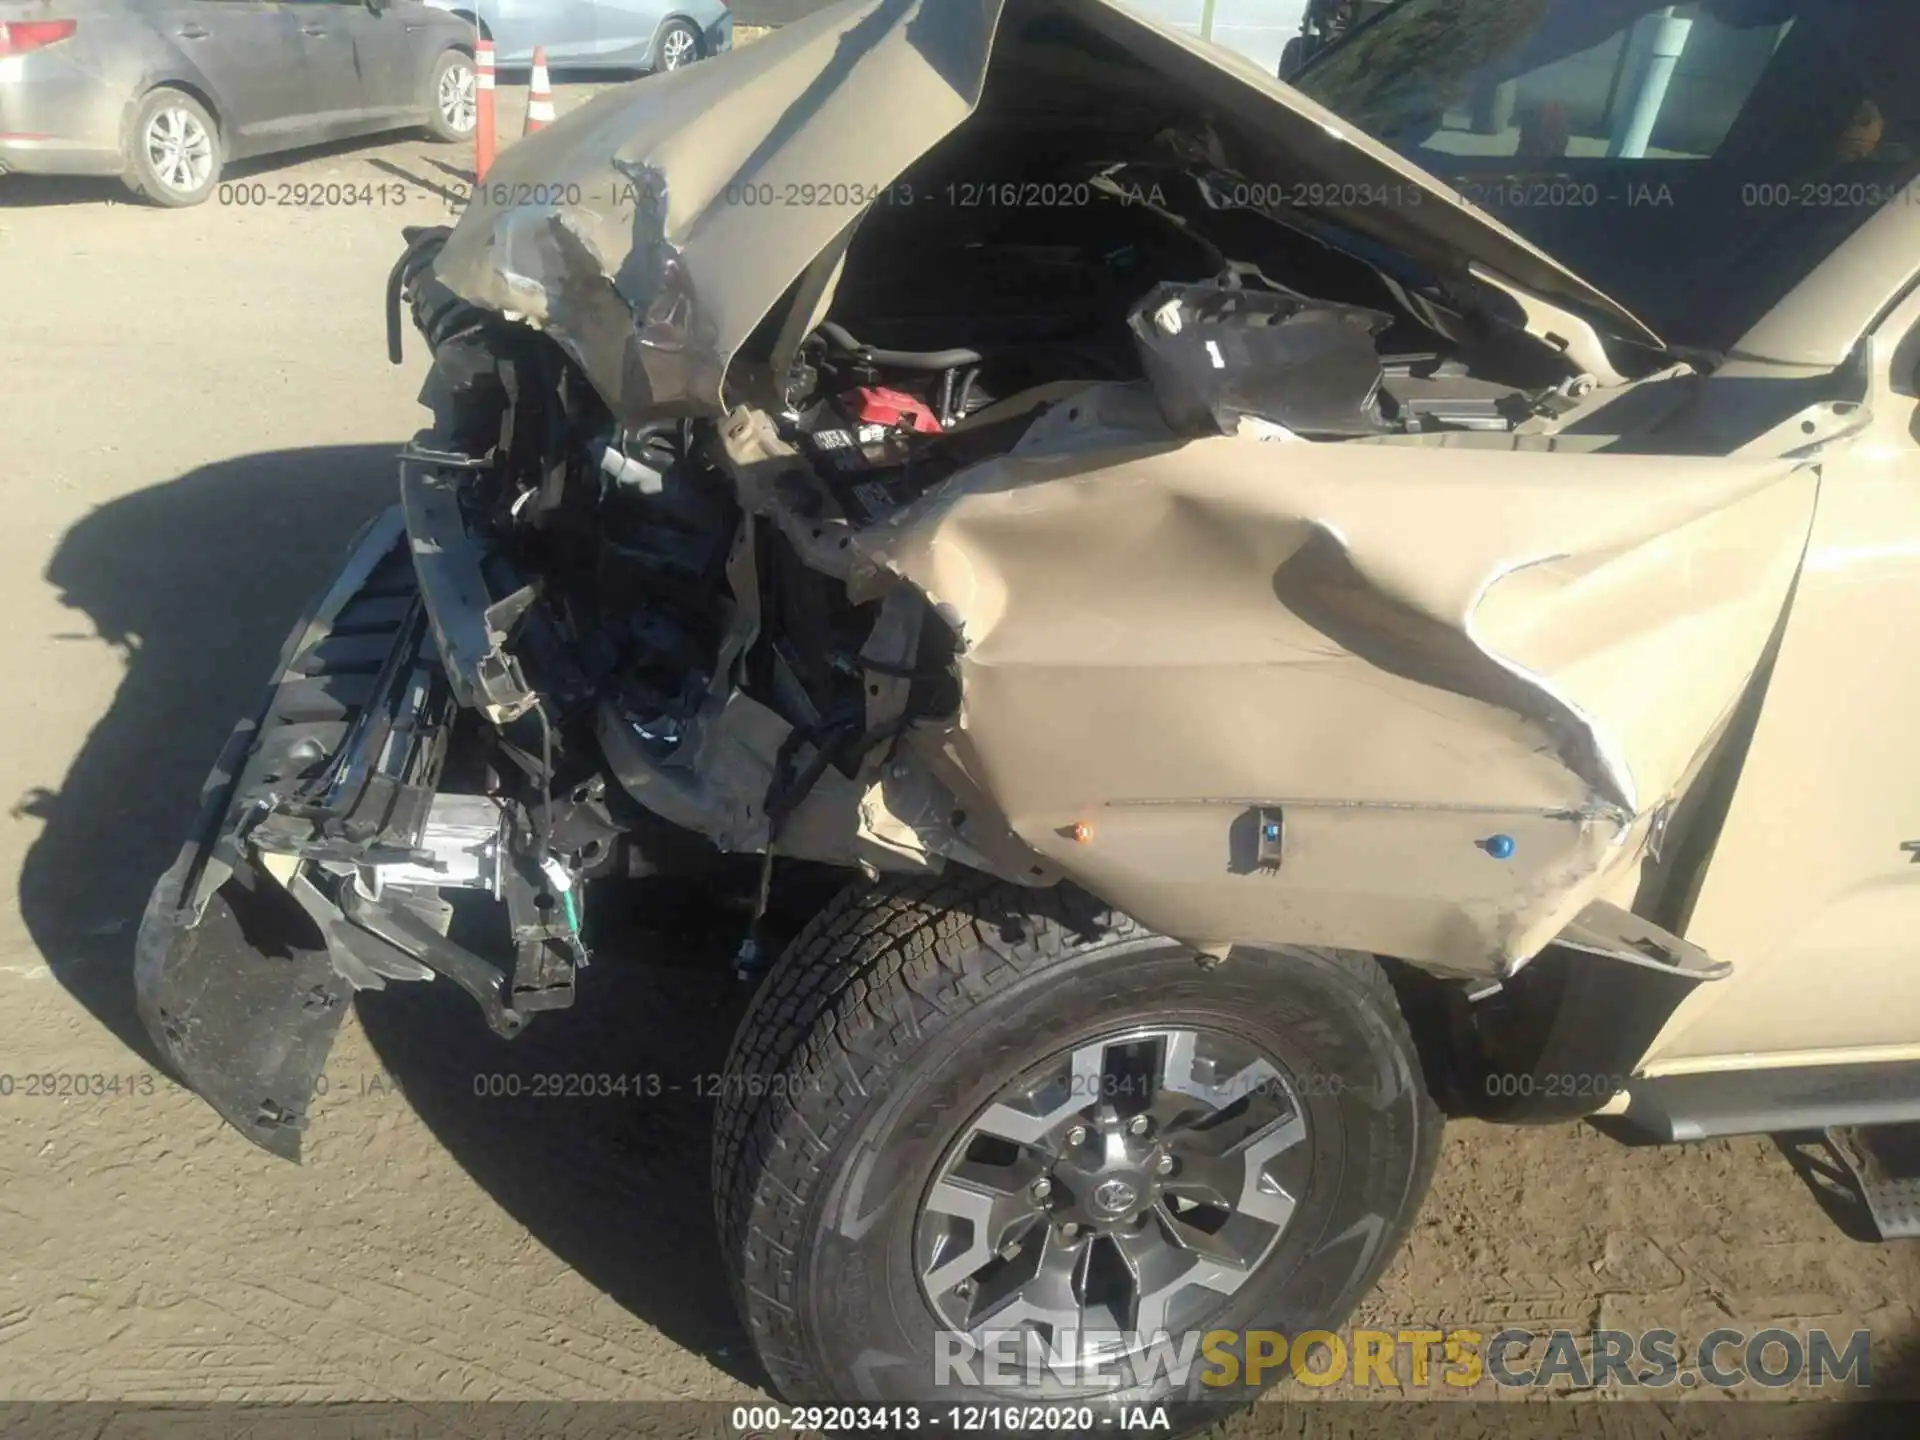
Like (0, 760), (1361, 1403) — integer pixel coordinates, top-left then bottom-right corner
(712, 873), (1439, 1402)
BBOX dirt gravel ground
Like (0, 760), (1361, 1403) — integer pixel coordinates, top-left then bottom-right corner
(1, 77), (1916, 1435)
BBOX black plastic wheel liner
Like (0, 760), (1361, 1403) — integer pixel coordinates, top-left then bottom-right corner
(136, 858), (350, 1161)
(133, 508), (455, 1159)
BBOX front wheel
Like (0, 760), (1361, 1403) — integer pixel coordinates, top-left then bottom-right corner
(713, 874), (1441, 1419)
(425, 49), (477, 143)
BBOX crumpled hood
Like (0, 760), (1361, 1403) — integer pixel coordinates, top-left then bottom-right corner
(432, 0), (1003, 421)
(432, 0), (1664, 423)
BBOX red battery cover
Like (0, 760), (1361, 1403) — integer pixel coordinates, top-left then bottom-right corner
(844, 386), (943, 435)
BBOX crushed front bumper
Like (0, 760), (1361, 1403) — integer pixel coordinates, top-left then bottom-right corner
(136, 496), (565, 1158)
(138, 449), (597, 1157)
(134, 508), (459, 1156)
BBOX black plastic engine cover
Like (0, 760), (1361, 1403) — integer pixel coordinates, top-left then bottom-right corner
(1129, 274), (1394, 438)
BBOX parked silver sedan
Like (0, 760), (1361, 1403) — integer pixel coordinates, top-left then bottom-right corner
(421, 0), (732, 71)
(0, 0), (479, 206)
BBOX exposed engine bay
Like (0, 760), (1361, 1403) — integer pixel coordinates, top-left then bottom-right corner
(344, 0), (1697, 1012)
(370, 96), (1613, 986)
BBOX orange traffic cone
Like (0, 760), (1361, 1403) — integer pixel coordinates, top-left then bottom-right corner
(525, 46), (554, 135)
(475, 38), (496, 179)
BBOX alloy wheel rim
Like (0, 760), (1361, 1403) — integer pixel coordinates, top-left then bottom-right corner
(914, 1025), (1310, 1363)
(439, 63), (477, 132)
(661, 28), (695, 69)
(146, 107), (212, 194)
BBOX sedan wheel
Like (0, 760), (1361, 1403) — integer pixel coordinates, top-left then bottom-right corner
(148, 107), (212, 192)
(124, 89), (220, 207)
(426, 50), (478, 143)
(657, 19), (699, 72)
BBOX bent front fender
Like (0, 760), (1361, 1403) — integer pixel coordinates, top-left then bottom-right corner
(852, 407), (1819, 977)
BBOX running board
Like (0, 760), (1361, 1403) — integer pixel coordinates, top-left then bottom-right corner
(1603, 1060), (1920, 1143)
(1825, 1126), (1920, 1241)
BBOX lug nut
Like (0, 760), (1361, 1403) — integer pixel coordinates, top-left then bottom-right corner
(1154, 1153), (1176, 1175)
(998, 1237), (1023, 1260)
(1058, 1221), (1080, 1240)
(1127, 1114), (1150, 1136)
(1031, 1177), (1053, 1201)
(1066, 1125), (1087, 1147)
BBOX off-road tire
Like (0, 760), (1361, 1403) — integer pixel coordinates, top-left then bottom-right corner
(712, 872), (1442, 1416)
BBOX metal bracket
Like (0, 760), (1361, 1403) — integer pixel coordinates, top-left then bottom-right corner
(504, 850), (581, 1014)
(1553, 899), (1730, 981)
(400, 461), (540, 725)
(337, 882), (527, 1038)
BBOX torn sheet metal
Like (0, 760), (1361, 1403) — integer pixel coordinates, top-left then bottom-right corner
(429, 0), (1008, 422)
(428, 0), (1668, 425)
(842, 406), (1814, 973)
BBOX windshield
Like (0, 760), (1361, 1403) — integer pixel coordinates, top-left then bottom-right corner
(1292, 0), (1920, 350)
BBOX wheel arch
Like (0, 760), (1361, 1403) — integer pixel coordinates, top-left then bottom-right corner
(742, 861), (1692, 1131)
(952, 867), (1717, 1133)
(124, 77), (226, 163)
(434, 39), (477, 78)
(1377, 941), (1718, 1126)
(649, 11), (707, 66)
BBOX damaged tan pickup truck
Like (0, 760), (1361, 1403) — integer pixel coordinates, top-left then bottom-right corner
(137, 0), (1920, 1416)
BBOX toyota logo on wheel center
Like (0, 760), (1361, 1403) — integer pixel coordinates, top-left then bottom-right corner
(1092, 1177), (1139, 1214)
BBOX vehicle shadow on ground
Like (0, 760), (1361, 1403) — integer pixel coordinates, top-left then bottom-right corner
(21, 444), (398, 1065)
(1825, 1335), (1920, 1427)
(1774, 1132), (1887, 1244)
(22, 443), (765, 1387)
(0, 174), (129, 208)
(353, 885), (765, 1386)
(365, 156), (470, 209)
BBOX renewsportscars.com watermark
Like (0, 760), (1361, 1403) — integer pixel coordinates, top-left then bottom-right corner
(934, 1326), (1875, 1392)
